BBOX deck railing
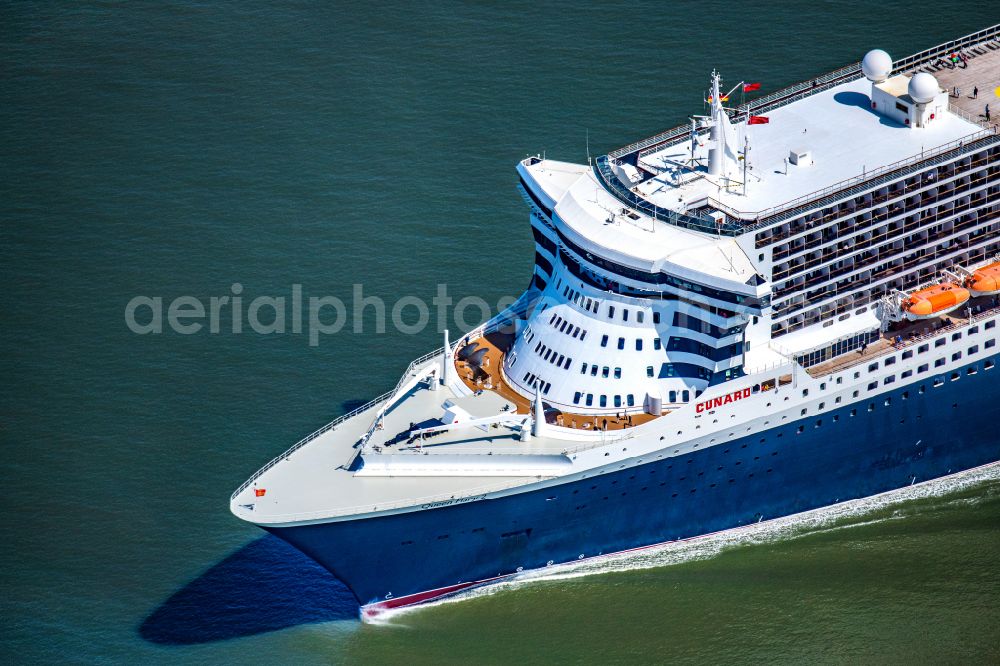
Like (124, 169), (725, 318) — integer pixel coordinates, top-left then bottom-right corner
(805, 303), (1000, 377)
(243, 476), (546, 523)
(597, 24), (1000, 237)
(892, 24), (1000, 74)
(231, 294), (540, 502)
(711, 130), (995, 226)
(229, 388), (398, 501)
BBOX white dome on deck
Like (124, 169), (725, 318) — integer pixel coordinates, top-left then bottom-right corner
(862, 49), (892, 82)
(908, 72), (939, 103)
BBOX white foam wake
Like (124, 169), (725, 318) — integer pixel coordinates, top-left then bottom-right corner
(365, 462), (1000, 626)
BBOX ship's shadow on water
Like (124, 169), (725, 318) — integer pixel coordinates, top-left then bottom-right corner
(139, 536), (359, 645)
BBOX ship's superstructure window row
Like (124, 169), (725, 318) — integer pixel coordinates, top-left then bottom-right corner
(771, 233), (1000, 337)
(753, 146), (1000, 336)
(504, 251), (750, 409)
(755, 148), (999, 250)
(551, 222), (762, 310)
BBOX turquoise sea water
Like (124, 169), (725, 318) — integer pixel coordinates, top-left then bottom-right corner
(3, 2), (999, 663)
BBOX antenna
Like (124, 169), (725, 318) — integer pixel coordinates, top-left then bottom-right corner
(743, 135), (749, 196)
(586, 128), (591, 164)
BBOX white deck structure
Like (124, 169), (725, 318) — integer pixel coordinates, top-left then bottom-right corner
(637, 77), (981, 218)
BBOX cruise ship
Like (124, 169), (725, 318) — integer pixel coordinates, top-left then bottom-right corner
(231, 26), (1000, 619)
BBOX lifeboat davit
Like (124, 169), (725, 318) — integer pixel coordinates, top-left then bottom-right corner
(966, 261), (1000, 296)
(902, 283), (970, 320)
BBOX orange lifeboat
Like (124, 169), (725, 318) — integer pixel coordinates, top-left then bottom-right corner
(902, 283), (970, 320)
(965, 261), (1000, 296)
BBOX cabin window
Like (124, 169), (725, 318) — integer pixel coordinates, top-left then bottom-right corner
(600, 395), (608, 407)
(902, 350), (913, 360)
(635, 339), (643, 351)
(935, 358), (945, 367)
(586, 394), (593, 406)
(935, 338), (946, 347)
(602, 366), (610, 378)
(627, 394), (635, 407)
(573, 392), (582, 404)
(614, 367), (622, 379)
(601, 335), (609, 347)
(614, 395), (622, 408)
(647, 366), (654, 378)
(653, 312), (661, 324)
(580, 363), (588, 374)
(608, 306), (615, 319)
(637, 312), (645, 323)
(918, 363), (928, 373)
(986, 339), (996, 349)
(622, 309), (629, 322)
(653, 338), (662, 350)
(617, 337), (625, 350)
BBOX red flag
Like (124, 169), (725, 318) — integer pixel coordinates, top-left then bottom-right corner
(743, 82), (761, 92)
(707, 95), (729, 103)
(255, 488), (267, 497)
(749, 115), (769, 125)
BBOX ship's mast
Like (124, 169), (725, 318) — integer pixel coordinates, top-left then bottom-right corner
(707, 70), (726, 177)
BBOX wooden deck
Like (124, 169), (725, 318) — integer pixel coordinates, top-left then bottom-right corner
(912, 40), (1000, 131)
(454, 331), (661, 432)
(806, 296), (999, 377)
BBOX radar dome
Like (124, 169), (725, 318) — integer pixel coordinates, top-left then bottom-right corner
(908, 72), (939, 103)
(861, 49), (892, 82)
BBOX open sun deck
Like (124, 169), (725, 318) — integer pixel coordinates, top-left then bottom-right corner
(636, 76), (983, 220)
(455, 330), (661, 432)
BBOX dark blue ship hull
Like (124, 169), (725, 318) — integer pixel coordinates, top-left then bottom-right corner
(269, 354), (1000, 608)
